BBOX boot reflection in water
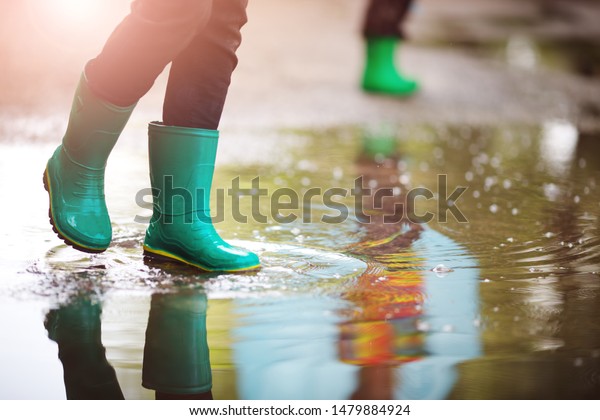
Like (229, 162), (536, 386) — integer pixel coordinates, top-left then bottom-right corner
(45, 298), (124, 400)
(142, 291), (212, 400)
(43, 0), (259, 271)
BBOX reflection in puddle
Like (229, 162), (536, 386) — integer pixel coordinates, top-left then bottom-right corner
(2, 121), (600, 399)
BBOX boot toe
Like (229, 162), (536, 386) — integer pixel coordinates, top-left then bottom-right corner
(53, 211), (112, 252)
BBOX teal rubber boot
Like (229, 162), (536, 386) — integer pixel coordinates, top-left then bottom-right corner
(362, 37), (419, 96)
(142, 292), (212, 399)
(44, 73), (135, 252)
(143, 123), (260, 272)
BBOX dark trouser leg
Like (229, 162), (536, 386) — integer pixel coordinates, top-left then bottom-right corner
(85, 0), (214, 107)
(162, 0), (248, 130)
(362, 0), (414, 39)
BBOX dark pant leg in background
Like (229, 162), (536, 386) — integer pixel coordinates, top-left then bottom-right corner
(85, 0), (214, 107)
(363, 0), (414, 38)
(162, 0), (248, 130)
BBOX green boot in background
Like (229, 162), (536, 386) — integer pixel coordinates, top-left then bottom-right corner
(362, 37), (419, 96)
(44, 73), (135, 252)
(143, 123), (260, 272)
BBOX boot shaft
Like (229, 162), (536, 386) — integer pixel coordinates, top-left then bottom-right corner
(148, 122), (219, 216)
(62, 73), (135, 169)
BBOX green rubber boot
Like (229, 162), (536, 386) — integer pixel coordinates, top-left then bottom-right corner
(142, 292), (212, 399)
(143, 123), (260, 272)
(44, 73), (135, 252)
(361, 37), (419, 96)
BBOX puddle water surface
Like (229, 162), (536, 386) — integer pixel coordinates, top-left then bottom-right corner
(1, 122), (599, 399)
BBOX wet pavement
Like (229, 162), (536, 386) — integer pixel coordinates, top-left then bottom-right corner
(1, 0), (600, 399)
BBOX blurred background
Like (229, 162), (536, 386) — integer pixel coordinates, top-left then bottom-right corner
(1, 0), (599, 133)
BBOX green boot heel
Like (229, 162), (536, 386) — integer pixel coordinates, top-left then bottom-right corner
(44, 73), (135, 252)
(143, 123), (260, 272)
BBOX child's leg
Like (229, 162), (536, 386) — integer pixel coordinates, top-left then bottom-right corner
(45, 0), (215, 252)
(143, 0), (260, 272)
(162, 0), (248, 130)
(362, 0), (413, 39)
(86, 0), (214, 106)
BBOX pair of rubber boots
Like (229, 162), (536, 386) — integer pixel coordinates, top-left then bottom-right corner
(362, 37), (419, 96)
(44, 73), (259, 272)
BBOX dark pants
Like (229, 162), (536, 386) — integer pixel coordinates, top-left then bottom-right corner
(86, 0), (248, 130)
(362, 0), (414, 39)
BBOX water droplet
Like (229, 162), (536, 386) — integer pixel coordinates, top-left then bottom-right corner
(545, 232), (554, 238)
(301, 177), (311, 186)
(368, 179), (378, 188)
(489, 204), (499, 214)
(432, 264), (453, 274)
(511, 208), (519, 216)
(399, 174), (410, 185)
(473, 190), (481, 198)
(482, 278), (491, 283)
(507, 237), (515, 243)
(416, 320), (430, 332)
(503, 179), (512, 189)
(297, 160), (316, 172)
(332, 167), (343, 180)
(493, 307), (500, 313)
(574, 195), (580, 204)
(543, 183), (561, 202)
(290, 228), (301, 236)
(574, 358), (583, 367)
(465, 171), (474, 182)
(442, 324), (454, 333)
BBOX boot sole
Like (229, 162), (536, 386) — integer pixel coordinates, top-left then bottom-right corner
(362, 86), (418, 97)
(143, 244), (260, 273)
(43, 168), (107, 254)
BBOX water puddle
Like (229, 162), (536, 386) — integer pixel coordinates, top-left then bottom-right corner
(1, 121), (600, 399)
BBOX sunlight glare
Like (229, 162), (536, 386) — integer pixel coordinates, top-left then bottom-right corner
(33, 0), (102, 23)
